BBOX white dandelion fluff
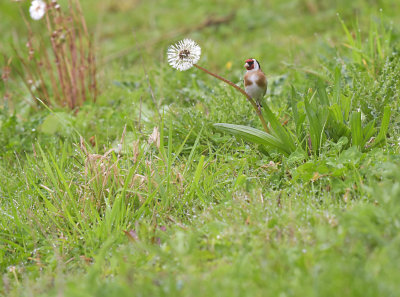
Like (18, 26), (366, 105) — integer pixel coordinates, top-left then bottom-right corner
(167, 39), (201, 71)
(29, 0), (46, 21)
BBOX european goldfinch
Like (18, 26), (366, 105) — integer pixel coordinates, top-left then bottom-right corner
(244, 58), (267, 111)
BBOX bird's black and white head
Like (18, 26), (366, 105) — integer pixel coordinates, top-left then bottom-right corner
(244, 58), (261, 71)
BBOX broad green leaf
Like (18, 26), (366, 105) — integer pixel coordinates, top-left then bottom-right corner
(213, 123), (291, 155)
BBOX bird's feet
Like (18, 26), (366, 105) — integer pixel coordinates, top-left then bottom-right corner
(256, 102), (262, 113)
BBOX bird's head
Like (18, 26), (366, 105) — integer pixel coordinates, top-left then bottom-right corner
(244, 58), (260, 71)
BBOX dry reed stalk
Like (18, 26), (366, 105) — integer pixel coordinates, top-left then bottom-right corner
(9, 0), (97, 109)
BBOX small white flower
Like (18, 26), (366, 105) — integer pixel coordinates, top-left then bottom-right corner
(29, 0), (46, 21)
(167, 39), (201, 71)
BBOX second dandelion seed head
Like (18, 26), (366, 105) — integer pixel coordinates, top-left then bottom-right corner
(29, 0), (47, 21)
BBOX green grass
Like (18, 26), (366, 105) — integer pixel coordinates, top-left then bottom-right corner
(1, 0), (400, 296)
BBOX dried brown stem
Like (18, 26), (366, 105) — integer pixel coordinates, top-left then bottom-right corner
(74, 0), (89, 37)
(72, 0), (96, 102)
(193, 64), (270, 133)
(9, 0), (97, 109)
(74, 11), (88, 103)
(59, 41), (74, 108)
(45, 12), (70, 107)
(66, 7), (79, 107)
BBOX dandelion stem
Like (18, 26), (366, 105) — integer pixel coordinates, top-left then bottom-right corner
(193, 64), (269, 133)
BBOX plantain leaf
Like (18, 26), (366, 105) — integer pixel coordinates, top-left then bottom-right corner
(213, 123), (292, 155)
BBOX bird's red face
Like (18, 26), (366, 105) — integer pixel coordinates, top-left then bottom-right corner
(244, 59), (255, 70)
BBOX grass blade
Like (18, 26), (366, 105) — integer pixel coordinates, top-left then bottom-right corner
(333, 67), (341, 104)
(374, 105), (391, 145)
(350, 111), (362, 148)
(316, 78), (329, 106)
(362, 120), (376, 148)
(304, 96), (328, 154)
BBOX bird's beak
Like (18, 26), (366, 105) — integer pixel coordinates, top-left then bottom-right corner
(244, 62), (249, 69)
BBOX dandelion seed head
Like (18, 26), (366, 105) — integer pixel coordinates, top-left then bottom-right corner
(167, 39), (201, 71)
(29, 0), (46, 21)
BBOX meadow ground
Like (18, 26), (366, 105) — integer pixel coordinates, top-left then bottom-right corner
(1, 0), (400, 296)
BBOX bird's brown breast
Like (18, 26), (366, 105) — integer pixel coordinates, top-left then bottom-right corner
(244, 74), (252, 87)
(244, 70), (267, 88)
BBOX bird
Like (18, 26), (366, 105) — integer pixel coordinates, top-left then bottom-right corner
(243, 58), (267, 111)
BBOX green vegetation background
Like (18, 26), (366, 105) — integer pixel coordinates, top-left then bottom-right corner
(1, 0), (400, 296)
